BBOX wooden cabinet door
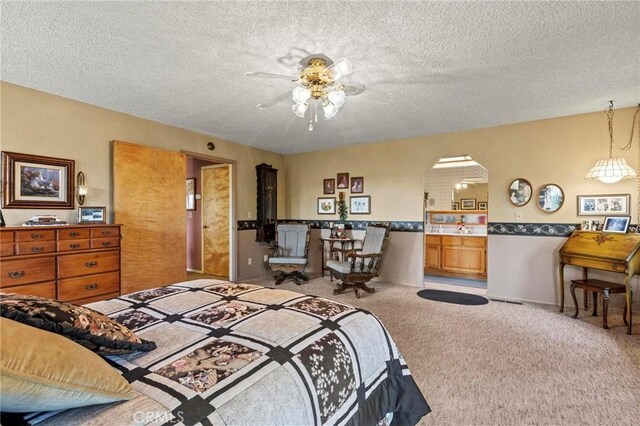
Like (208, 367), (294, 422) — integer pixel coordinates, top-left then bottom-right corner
(441, 246), (486, 275)
(113, 141), (186, 294)
(425, 245), (441, 270)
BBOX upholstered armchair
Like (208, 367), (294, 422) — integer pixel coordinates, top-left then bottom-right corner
(326, 223), (391, 298)
(268, 223), (310, 285)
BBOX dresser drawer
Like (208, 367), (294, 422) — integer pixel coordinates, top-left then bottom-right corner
(462, 237), (486, 248)
(1, 281), (56, 299)
(58, 239), (91, 252)
(15, 229), (55, 242)
(58, 271), (120, 302)
(16, 240), (57, 255)
(0, 257), (55, 287)
(57, 250), (120, 279)
(1, 243), (14, 257)
(0, 231), (14, 244)
(58, 228), (91, 240)
(91, 227), (120, 239)
(91, 237), (120, 249)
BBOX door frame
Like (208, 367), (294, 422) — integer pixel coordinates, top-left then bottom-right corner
(201, 163), (233, 280)
(183, 151), (237, 282)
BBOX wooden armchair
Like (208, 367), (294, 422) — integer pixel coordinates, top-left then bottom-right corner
(268, 223), (310, 285)
(326, 223), (391, 298)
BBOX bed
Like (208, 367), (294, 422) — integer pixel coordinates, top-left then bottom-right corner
(5, 279), (430, 425)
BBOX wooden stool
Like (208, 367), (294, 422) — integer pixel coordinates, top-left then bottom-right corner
(570, 279), (628, 329)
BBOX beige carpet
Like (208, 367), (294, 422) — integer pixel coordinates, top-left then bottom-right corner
(192, 273), (640, 425)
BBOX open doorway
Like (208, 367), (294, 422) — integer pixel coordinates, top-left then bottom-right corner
(186, 155), (235, 281)
(423, 155), (489, 294)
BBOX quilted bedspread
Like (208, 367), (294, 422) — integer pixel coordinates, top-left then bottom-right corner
(17, 280), (430, 425)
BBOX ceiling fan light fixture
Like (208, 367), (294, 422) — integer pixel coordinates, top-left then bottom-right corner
(327, 90), (346, 108)
(292, 86), (311, 105)
(323, 103), (338, 120)
(292, 103), (308, 118)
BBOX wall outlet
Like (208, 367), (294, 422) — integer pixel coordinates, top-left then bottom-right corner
(264, 254), (268, 262)
(515, 212), (523, 221)
(247, 257), (252, 265)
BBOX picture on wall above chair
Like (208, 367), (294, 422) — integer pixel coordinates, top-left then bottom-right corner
(323, 178), (335, 194)
(317, 197), (336, 214)
(350, 195), (371, 214)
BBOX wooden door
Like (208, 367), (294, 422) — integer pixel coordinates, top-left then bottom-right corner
(202, 165), (230, 278)
(113, 141), (186, 294)
(424, 236), (441, 272)
(441, 246), (486, 275)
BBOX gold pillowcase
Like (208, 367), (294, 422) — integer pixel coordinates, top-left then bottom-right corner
(0, 317), (136, 412)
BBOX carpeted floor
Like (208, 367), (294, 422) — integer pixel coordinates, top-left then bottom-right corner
(191, 273), (640, 425)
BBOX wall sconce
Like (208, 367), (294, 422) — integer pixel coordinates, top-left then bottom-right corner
(76, 171), (88, 205)
(585, 101), (640, 183)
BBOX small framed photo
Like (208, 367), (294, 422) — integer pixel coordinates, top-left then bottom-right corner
(186, 178), (196, 211)
(581, 220), (592, 231)
(478, 201), (488, 210)
(350, 195), (371, 215)
(603, 216), (630, 233)
(78, 206), (106, 224)
(461, 198), (476, 210)
(577, 194), (630, 216)
(591, 220), (600, 231)
(350, 176), (364, 193)
(2, 151), (75, 209)
(317, 197), (336, 215)
(323, 178), (335, 194)
(337, 173), (349, 189)
(452, 202), (460, 210)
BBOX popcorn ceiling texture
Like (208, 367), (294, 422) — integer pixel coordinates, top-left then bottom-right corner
(1, 1), (638, 154)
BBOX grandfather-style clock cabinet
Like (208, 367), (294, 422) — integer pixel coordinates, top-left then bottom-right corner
(256, 163), (277, 243)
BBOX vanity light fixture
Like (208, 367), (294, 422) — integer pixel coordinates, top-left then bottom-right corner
(76, 171), (88, 205)
(585, 101), (640, 184)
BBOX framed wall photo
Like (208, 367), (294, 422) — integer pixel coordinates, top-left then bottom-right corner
(186, 178), (196, 211)
(581, 220), (592, 231)
(478, 201), (488, 210)
(317, 197), (336, 215)
(537, 183), (564, 213)
(452, 202), (460, 210)
(337, 173), (349, 189)
(508, 178), (532, 207)
(460, 198), (476, 210)
(350, 176), (364, 193)
(602, 216), (630, 234)
(2, 151), (75, 209)
(577, 194), (630, 216)
(78, 206), (106, 224)
(350, 195), (371, 214)
(323, 178), (335, 194)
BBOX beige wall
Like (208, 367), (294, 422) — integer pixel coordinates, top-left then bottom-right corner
(0, 82), (285, 280)
(286, 108), (638, 223)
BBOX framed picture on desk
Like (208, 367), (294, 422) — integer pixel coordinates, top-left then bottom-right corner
(603, 216), (630, 233)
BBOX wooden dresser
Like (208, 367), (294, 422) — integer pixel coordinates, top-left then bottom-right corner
(559, 230), (640, 335)
(0, 224), (122, 304)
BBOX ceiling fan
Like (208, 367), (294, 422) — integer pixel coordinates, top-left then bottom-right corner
(245, 55), (372, 131)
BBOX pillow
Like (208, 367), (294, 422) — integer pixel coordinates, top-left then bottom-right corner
(0, 293), (156, 355)
(0, 317), (136, 412)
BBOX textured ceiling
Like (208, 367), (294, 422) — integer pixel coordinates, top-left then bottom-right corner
(2, 1), (639, 154)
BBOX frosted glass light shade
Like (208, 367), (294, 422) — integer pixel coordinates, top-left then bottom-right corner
(327, 90), (345, 107)
(585, 157), (636, 183)
(323, 103), (338, 119)
(292, 87), (311, 104)
(292, 103), (308, 118)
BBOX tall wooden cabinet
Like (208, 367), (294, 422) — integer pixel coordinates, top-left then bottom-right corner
(0, 224), (122, 304)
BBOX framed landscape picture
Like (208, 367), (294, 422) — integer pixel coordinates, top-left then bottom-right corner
(2, 151), (75, 209)
(460, 198), (476, 210)
(577, 194), (630, 216)
(350, 195), (371, 214)
(317, 197), (336, 215)
(78, 206), (106, 224)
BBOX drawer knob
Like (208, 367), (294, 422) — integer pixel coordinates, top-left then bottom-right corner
(102, 241), (111, 247)
(85, 261), (98, 268)
(31, 233), (43, 240)
(31, 246), (44, 253)
(8, 271), (24, 278)
(85, 283), (98, 291)
(70, 243), (80, 249)
(70, 232), (80, 237)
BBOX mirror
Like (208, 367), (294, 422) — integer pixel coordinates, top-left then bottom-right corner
(508, 178), (532, 206)
(452, 183), (488, 210)
(537, 183), (564, 213)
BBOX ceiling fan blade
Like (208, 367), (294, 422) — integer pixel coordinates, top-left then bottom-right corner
(256, 91), (291, 109)
(360, 89), (392, 105)
(326, 58), (359, 80)
(245, 71), (297, 81)
(343, 83), (366, 96)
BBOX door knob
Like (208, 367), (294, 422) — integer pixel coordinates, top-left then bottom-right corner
(203, 225), (209, 229)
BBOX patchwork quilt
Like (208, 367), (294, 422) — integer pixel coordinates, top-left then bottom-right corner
(12, 280), (430, 426)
